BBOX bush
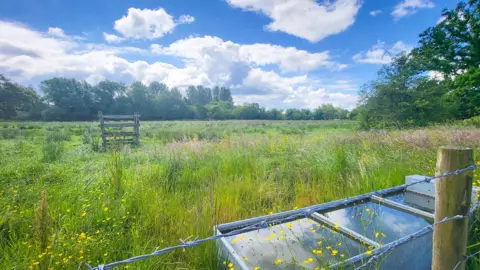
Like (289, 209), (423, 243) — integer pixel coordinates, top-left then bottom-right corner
(45, 129), (71, 142)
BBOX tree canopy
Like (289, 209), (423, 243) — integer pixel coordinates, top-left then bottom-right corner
(0, 75), (349, 121)
(358, 0), (480, 128)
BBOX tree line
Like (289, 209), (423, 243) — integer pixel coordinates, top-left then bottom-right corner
(0, 75), (350, 121)
(356, 0), (480, 128)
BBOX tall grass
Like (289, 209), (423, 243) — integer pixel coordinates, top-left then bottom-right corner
(0, 121), (479, 269)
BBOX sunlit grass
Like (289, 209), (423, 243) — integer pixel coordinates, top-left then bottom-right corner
(0, 120), (479, 269)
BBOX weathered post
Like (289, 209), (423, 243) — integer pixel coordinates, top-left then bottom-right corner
(133, 112), (140, 145)
(98, 111), (106, 146)
(432, 146), (474, 270)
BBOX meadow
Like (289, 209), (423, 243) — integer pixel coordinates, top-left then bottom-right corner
(1, 120), (480, 269)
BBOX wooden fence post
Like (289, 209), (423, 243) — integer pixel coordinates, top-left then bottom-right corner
(98, 111), (106, 146)
(134, 112), (140, 145)
(432, 146), (474, 270)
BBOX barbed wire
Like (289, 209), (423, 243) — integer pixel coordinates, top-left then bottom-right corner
(86, 163), (478, 270)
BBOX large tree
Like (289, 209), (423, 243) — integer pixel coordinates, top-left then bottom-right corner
(0, 74), (41, 119)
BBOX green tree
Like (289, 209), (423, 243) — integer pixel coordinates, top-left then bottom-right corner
(0, 74), (41, 119)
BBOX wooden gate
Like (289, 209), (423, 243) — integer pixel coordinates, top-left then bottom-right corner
(98, 111), (140, 146)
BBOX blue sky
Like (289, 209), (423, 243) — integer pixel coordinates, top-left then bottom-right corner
(0, 0), (458, 109)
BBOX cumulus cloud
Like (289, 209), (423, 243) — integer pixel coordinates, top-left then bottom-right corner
(353, 41), (412, 64)
(392, 0), (434, 20)
(370, 10), (382, 16)
(177, 15), (195, 24)
(0, 20), (357, 109)
(113, 8), (194, 39)
(47, 27), (66, 38)
(103, 32), (126, 43)
(152, 35), (347, 73)
(225, 0), (361, 42)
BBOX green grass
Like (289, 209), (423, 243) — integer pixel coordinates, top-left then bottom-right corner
(0, 120), (479, 269)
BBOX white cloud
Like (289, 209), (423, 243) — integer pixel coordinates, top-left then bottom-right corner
(392, 0), (434, 20)
(353, 41), (412, 64)
(113, 8), (194, 39)
(177, 15), (195, 24)
(226, 0), (361, 42)
(0, 20), (356, 109)
(370, 10), (382, 16)
(47, 27), (66, 38)
(103, 32), (126, 43)
(152, 35), (347, 73)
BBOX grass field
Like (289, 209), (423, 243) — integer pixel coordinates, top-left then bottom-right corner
(1, 120), (480, 269)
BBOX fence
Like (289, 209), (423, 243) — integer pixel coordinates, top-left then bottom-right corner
(86, 146), (479, 270)
(98, 112), (140, 146)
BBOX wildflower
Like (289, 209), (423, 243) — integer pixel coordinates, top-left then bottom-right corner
(223, 261), (227, 265)
(79, 233), (86, 239)
(79, 250), (84, 254)
(228, 262), (233, 267)
(337, 242), (342, 246)
(317, 241), (322, 245)
(243, 257), (248, 261)
(279, 236), (285, 240)
(287, 223), (292, 228)
(232, 238), (237, 244)
(104, 207), (108, 211)
(340, 253), (345, 258)
(274, 259), (282, 265)
(66, 209), (71, 213)
(270, 233), (276, 237)
(266, 237), (271, 241)
(254, 267), (260, 270)
(381, 233), (386, 237)
(334, 222), (339, 230)
(33, 261), (40, 265)
(280, 230), (284, 234)
(365, 250), (372, 255)
(82, 211), (87, 217)
(326, 246), (331, 250)
(308, 220), (313, 224)
(104, 253), (108, 257)
(269, 211), (273, 215)
(331, 250), (338, 256)
(375, 232), (379, 238)
(308, 258), (313, 262)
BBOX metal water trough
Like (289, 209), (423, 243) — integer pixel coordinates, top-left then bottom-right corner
(215, 176), (479, 270)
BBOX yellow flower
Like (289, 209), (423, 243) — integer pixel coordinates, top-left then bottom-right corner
(254, 267), (260, 270)
(228, 262), (233, 267)
(232, 238), (237, 244)
(66, 209), (71, 213)
(307, 258), (313, 262)
(270, 233), (276, 237)
(334, 222), (339, 230)
(326, 246), (331, 250)
(223, 261), (227, 265)
(81, 211), (87, 217)
(280, 230), (284, 234)
(274, 259), (282, 265)
(308, 220), (313, 224)
(104, 253), (108, 257)
(375, 232), (379, 238)
(317, 241), (322, 245)
(365, 250), (372, 255)
(381, 233), (386, 237)
(340, 253), (345, 258)
(243, 257), (248, 261)
(331, 250), (338, 256)
(337, 242), (342, 246)
(287, 223), (292, 228)
(79, 233), (86, 239)
(79, 250), (84, 254)
(33, 261), (40, 265)
(266, 237), (271, 241)
(294, 206), (298, 210)
(269, 211), (273, 215)
(104, 207), (108, 211)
